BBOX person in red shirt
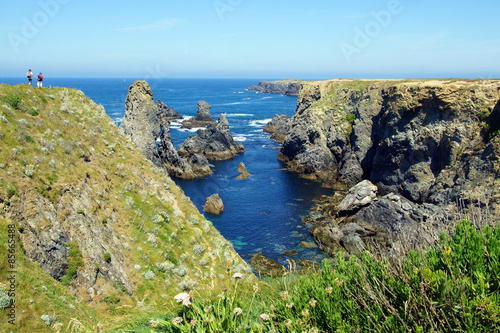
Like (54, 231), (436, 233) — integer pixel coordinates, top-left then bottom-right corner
(37, 73), (44, 88)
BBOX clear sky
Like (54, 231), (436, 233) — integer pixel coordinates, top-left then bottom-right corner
(1, 0), (499, 79)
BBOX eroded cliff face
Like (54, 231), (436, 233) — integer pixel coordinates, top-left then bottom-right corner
(278, 79), (500, 255)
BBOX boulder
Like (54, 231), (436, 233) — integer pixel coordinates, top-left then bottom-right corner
(181, 101), (217, 129)
(263, 114), (290, 143)
(237, 162), (252, 179)
(204, 194), (224, 215)
(337, 180), (378, 215)
(178, 114), (245, 161)
(157, 99), (183, 120)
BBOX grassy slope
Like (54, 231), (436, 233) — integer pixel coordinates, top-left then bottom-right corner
(0, 84), (253, 332)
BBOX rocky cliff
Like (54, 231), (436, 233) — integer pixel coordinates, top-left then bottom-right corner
(0, 83), (252, 331)
(247, 80), (302, 96)
(181, 100), (217, 129)
(278, 79), (500, 256)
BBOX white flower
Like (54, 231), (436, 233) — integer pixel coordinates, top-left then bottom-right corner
(174, 292), (192, 306)
(232, 272), (243, 279)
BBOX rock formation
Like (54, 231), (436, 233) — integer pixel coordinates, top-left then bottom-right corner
(157, 124), (211, 179)
(263, 114), (291, 143)
(286, 79), (500, 257)
(237, 162), (252, 179)
(181, 100), (217, 129)
(248, 80), (302, 96)
(120, 80), (165, 165)
(120, 81), (211, 179)
(157, 99), (183, 120)
(178, 114), (245, 160)
(204, 194), (224, 215)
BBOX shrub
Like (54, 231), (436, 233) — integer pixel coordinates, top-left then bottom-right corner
(144, 270), (155, 281)
(61, 242), (83, 285)
(193, 244), (205, 256)
(104, 252), (111, 263)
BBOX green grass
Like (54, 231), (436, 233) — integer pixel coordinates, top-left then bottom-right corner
(116, 220), (500, 332)
(61, 241), (84, 286)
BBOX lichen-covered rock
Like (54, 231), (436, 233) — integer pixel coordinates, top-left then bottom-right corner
(181, 101), (217, 129)
(204, 194), (224, 215)
(178, 114), (245, 161)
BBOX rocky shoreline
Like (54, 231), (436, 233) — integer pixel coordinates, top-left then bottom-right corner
(264, 79), (500, 259)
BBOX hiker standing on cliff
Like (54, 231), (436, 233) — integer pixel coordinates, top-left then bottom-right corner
(37, 72), (43, 88)
(26, 69), (33, 85)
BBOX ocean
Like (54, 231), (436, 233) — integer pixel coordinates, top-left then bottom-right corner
(0, 77), (332, 266)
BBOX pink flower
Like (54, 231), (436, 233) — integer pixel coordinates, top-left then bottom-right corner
(232, 272), (243, 279)
(172, 317), (183, 324)
(233, 307), (243, 315)
(260, 313), (270, 321)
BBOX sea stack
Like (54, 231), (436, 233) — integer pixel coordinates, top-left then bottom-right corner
(181, 100), (217, 129)
(237, 162), (252, 179)
(178, 114), (245, 161)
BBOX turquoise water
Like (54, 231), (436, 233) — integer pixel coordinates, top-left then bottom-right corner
(1, 77), (332, 265)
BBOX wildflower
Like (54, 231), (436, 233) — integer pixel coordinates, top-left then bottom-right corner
(335, 278), (342, 287)
(309, 298), (316, 308)
(232, 272), (243, 279)
(302, 309), (310, 317)
(174, 292), (191, 307)
(444, 246), (452, 256)
(260, 314), (270, 321)
(172, 317), (183, 324)
(280, 291), (288, 301)
(253, 283), (259, 292)
(325, 286), (333, 294)
(150, 319), (159, 328)
(309, 327), (319, 333)
(284, 319), (292, 328)
(270, 305), (275, 311)
(233, 307), (243, 315)
(286, 302), (294, 309)
(190, 319), (197, 327)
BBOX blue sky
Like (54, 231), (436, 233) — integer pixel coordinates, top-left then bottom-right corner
(1, 0), (499, 79)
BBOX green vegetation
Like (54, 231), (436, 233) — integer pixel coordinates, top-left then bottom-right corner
(61, 241), (84, 286)
(118, 220), (500, 332)
(104, 252), (111, 263)
(0, 93), (21, 110)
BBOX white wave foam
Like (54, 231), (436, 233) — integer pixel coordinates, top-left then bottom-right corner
(233, 135), (247, 142)
(179, 127), (204, 132)
(249, 119), (272, 128)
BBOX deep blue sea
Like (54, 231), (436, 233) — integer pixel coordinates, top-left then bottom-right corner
(0, 77), (332, 266)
